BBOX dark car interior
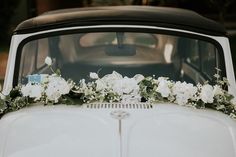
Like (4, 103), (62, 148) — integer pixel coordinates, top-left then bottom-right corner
(18, 31), (223, 85)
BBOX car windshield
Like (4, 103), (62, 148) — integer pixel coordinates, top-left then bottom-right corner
(17, 31), (224, 85)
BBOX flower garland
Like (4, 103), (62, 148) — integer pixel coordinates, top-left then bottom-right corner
(0, 57), (236, 119)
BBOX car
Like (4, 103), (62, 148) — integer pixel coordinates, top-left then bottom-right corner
(0, 6), (236, 157)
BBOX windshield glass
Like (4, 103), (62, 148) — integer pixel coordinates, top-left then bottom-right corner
(18, 31), (224, 85)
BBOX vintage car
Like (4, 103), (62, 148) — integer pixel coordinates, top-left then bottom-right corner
(0, 6), (236, 157)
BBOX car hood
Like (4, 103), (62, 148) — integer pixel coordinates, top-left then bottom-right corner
(0, 103), (236, 157)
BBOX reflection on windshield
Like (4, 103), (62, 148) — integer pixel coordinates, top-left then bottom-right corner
(19, 32), (222, 85)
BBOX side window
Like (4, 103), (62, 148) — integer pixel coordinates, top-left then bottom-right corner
(182, 38), (218, 83)
(184, 39), (217, 78)
(200, 41), (216, 78)
(185, 40), (200, 69)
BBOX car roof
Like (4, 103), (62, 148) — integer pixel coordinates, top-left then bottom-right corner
(14, 6), (226, 36)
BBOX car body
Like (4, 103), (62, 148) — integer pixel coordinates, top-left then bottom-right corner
(1, 6), (236, 157)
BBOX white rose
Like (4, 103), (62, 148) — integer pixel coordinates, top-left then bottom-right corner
(156, 77), (171, 98)
(95, 79), (106, 91)
(172, 82), (186, 105)
(200, 84), (214, 103)
(45, 56), (52, 66)
(45, 76), (70, 102)
(101, 71), (123, 88)
(31, 85), (44, 100)
(55, 77), (70, 94)
(172, 81), (197, 105)
(175, 94), (189, 106)
(230, 97), (236, 105)
(185, 83), (198, 100)
(133, 74), (145, 83)
(89, 72), (99, 79)
(21, 83), (43, 100)
(172, 81), (181, 94)
(45, 89), (61, 103)
(112, 77), (139, 95)
(21, 84), (33, 97)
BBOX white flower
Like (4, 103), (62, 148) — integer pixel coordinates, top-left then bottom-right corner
(45, 90), (61, 103)
(21, 83), (43, 100)
(185, 83), (198, 100)
(175, 94), (189, 106)
(231, 97), (236, 111)
(79, 79), (87, 90)
(133, 74), (145, 83)
(45, 76), (70, 102)
(200, 84), (214, 103)
(45, 57), (52, 66)
(213, 85), (223, 96)
(95, 79), (106, 91)
(156, 77), (171, 98)
(89, 72), (99, 79)
(231, 97), (236, 105)
(172, 81), (197, 105)
(21, 84), (35, 97)
(112, 77), (139, 95)
(101, 71), (123, 88)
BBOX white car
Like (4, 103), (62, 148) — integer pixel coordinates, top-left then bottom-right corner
(1, 6), (236, 157)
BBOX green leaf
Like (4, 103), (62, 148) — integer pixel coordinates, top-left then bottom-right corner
(9, 88), (22, 99)
(0, 99), (7, 114)
(9, 97), (29, 112)
(56, 69), (61, 76)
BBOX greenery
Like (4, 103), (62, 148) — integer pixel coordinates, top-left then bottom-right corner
(0, 57), (236, 120)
